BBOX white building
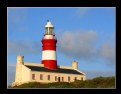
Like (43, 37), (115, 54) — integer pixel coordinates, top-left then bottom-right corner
(12, 21), (86, 86)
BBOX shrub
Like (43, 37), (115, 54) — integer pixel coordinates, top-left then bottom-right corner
(8, 76), (115, 88)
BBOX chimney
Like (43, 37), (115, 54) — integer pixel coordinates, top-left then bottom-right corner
(17, 55), (24, 65)
(72, 60), (78, 69)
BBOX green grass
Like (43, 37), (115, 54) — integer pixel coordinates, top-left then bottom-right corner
(8, 76), (115, 88)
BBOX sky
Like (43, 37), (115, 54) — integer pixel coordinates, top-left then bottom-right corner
(7, 7), (116, 86)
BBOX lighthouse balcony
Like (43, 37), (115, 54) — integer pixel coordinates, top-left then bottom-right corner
(42, 35), (57, 40)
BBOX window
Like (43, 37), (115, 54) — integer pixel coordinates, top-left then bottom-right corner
(81, 77), (83, 80)
(40, 74), (43, 80)
(74, 77), (77, 81)
(58, 77), (60, 82)
(62, 77), (64, 82)
(48, 75), (50, 80)
(55, 76), (57, 81)
(32, 74), (35, 80)
(68, 76), (70, 81)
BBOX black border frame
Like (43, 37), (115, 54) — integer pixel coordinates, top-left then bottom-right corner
(0, 0), (120, 94)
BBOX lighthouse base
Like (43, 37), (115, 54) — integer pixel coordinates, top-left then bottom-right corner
(42, 60), (57, 70)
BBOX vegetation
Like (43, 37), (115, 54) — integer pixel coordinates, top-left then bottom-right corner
(8, 76), (115, 88)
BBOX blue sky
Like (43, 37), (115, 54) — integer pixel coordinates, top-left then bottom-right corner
(7, 7), (116, 85)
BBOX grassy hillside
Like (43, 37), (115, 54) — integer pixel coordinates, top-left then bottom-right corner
(8, 76), (115, 88)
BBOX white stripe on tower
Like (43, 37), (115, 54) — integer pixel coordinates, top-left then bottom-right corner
(42, 50), (56, 60)
(44, 35), (54, 39)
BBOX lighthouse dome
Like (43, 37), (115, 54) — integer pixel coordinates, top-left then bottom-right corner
(45, 20), (54, 28)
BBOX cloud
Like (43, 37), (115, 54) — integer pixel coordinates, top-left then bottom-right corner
(58, 30), (116, 66)
(76, 7), (91, 17)
(17, 26), (28, 32)
(99, 31), (116, 65)
(58, 30), (98, 59)
(7, 64), (16, 86)
(8, 8), (28, 32)
(100, 43), (116, 65)
(84, 70), (115, 79)
(8, 40), (41, 54)
(8, 8), (27, 23)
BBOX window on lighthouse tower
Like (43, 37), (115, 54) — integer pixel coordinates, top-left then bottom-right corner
(45, 27), (54, 35)
(45, 20), (54, 35)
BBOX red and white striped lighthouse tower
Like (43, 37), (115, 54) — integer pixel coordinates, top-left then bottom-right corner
(41, 20), (57, 70)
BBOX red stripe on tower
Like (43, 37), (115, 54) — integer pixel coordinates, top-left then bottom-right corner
(42, 60), (57, 69)
(41, 20), (57, 70)
(42, 39), (57, 51)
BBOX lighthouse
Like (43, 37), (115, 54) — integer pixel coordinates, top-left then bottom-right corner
(12, 20), (86, 86)
(41, 20), (57, 70)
